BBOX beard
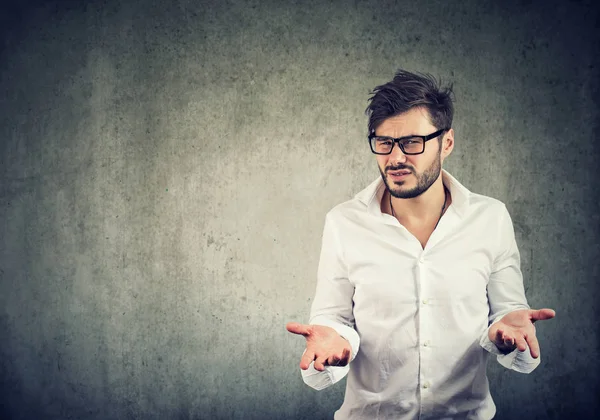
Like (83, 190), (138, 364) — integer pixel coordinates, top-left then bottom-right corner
(379, 152), (442, 199)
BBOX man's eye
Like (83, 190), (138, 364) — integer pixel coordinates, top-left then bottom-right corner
(377, 139), (393, 146)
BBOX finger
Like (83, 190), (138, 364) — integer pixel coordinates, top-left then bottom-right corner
(286, 322), (311, 337)
(327, 354), (340, 367)
(327, 348), (349, 367)
(525, 333), (541, 359)
(341, 347), (351, 365)
(494, 330), (504, 345)
(499, 331), (516, 350)
(496, 329), (511, 347)
(529, 308), (556, 322)
(502, 334), (515, 348)
(300, 350), (316, 370)
(515, 336), (528, 352)
(314, 355), (327, 372)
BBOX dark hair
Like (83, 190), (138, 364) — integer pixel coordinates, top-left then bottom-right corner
(365, 69), (454, 134)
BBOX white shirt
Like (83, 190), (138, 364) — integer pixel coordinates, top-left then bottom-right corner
(301, 170), (540, 420)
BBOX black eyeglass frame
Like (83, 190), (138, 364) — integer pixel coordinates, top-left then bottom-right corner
(368, 128), (449, 155)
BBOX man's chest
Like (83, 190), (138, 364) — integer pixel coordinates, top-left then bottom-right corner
(341, 222), (496, 309)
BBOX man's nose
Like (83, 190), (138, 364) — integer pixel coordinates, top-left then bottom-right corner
(389, 142), (407, 163)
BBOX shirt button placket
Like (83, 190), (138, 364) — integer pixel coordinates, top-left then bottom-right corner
(418, 251), (432, 412)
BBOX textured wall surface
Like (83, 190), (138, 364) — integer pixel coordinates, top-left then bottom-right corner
(1, 0), (598, 419)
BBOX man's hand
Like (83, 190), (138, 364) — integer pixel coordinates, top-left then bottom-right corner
(286, 322), (352, 371)
(488, 308), (555, 358)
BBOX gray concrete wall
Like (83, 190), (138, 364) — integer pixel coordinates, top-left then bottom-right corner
(1, 0), (598, 418)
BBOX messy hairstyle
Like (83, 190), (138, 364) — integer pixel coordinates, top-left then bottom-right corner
(365, 69), (454, 134)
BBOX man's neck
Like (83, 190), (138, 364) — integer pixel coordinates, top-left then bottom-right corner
(387, 177), (449, 223)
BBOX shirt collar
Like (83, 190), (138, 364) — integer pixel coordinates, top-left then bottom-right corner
(355, 169), (471, 217)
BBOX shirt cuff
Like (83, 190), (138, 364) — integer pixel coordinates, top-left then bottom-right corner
(300, 355), (350, 390)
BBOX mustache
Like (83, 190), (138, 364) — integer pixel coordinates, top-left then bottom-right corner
(386, 165), (413, 173)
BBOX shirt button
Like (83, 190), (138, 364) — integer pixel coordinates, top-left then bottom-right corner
(423, 341), (430, 347)
(422, 299), (428, 305)
(419, 256), (425, 263)
(423, 382), (430, 389)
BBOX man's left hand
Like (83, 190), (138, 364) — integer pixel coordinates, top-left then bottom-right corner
(488, 308), (555, 358)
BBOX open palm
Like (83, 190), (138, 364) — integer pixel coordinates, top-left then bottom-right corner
(488, 308), (555, 358)
(286, 322), (352, 371)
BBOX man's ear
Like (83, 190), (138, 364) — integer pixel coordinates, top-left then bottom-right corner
(441, 128), (454, 161)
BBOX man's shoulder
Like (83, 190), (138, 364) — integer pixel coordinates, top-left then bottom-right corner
(325, 177), (381, 221)
(443, 170), (510, 219)
(326, 195), (367, 221)
(466, 190), (508, 216)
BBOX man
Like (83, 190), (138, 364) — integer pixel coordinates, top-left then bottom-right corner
(286, 69), (555, 419)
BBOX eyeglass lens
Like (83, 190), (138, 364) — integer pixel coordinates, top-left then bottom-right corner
(372, 137), (424, 154)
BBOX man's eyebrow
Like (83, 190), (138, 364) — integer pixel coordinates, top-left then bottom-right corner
(373, 133), (422, 138)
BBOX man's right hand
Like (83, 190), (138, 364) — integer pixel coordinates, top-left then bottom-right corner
(286, 322), (352, 371)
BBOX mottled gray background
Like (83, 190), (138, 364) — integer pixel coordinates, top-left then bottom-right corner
(1, 0), (598, 419)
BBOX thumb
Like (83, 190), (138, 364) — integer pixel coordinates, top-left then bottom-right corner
(530, 308), (556, 322)
(286, 322), (311, 336)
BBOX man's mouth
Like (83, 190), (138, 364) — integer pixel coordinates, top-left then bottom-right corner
(388, 169), (412, 176)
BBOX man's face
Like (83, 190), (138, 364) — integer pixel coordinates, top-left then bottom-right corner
(374, 107), (452, 199)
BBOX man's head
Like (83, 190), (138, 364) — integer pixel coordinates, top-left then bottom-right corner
(365, 70), (455, 199)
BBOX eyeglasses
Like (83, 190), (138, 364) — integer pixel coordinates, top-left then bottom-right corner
(368, 128), (448, 155)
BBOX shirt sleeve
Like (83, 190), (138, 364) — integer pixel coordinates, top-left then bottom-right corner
(300, 211), (360, 390)
(479, 204), (541, 373)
